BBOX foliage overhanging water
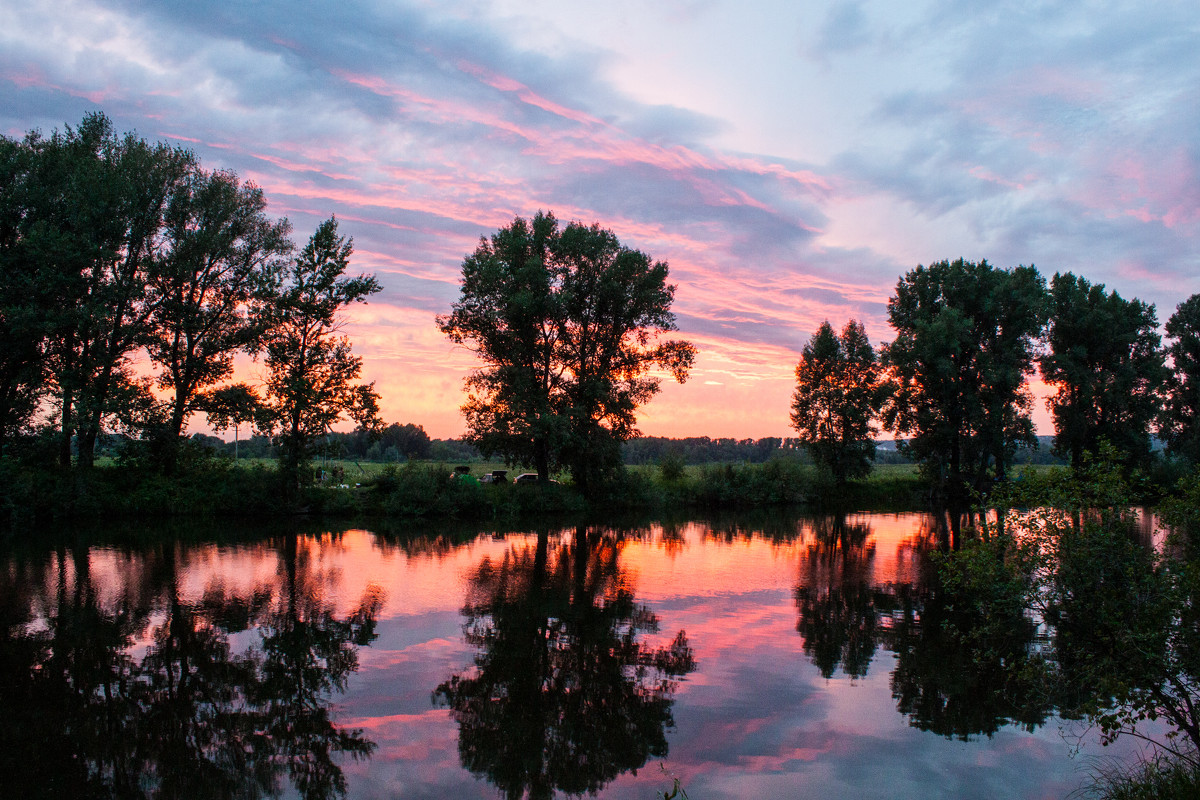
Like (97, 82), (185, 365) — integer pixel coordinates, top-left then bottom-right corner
(0, 512), (1165, 799)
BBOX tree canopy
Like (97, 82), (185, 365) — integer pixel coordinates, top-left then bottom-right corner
(0, 530), (382, 799)
(145, 165), (292, 469)
(790, 319), (882, 485)
(261, 217), (382, 490)
(882, 258), (1046, 502)
(1159, 293), (1200, 464)
(3, 113), (197, 467)
(1040, 272), (1166, 469)
(438, 212), (695, 493)
(0, 113), (300, 472)
(435, 528), (694, 798)
(11, 111), (1200, 522)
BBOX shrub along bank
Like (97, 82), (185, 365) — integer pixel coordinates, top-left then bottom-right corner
(0, 456), (932, 527)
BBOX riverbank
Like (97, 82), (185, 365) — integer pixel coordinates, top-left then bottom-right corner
(0, 508), (1173, 799)
(0, 456), (934, 527)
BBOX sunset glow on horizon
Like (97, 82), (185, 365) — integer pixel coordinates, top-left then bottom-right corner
(3, 0), (1197, 439)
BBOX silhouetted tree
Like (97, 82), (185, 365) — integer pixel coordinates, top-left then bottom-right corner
(621, 436), (795, 465)
(0, 532), (382, 800)
(794, 516), (883, 678)
(0, 133), (54, 453)
(378, 422), (432, 460)
(133, 581), (275, 799)
(790, 320), (883, 485)
(1040, 272), (1166, 469)
(260, 218), (382, 492)
(553, 222), (696, 493)
(954, 459), (1200, 761)
(1159, 293), (1200, 464)
(886, 580), (1050, 740)
(255, 535), (382, 799)
(202, 382), (266, 459)
(20, 113), (195, 467)
(145, 165), (292, 471)
(439, 212), (563, 482)
(439, 213), (695, 492)
(882, 259), (1047, 503)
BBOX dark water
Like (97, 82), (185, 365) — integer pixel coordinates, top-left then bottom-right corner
(0, 513), (1158, 799)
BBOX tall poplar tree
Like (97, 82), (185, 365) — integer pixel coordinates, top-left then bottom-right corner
(882, 259), (1046, 502)
(790, 320), (882, 485)
(261, 217), (382, 491)
(439, 213), (695, 492)
(1040, 273), (1166, 469)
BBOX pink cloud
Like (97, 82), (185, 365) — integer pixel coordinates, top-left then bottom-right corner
(968, 165), (1026, 190)
(456, 59), (608, 127)
(4, 64), (51, 90)
(353, 248), (462, 285)
(333, 69), (542, 144)
(2, 65), (113, 105)
(332, 64), (829, 231)
(243, 172), (508, 229)
(23, 50), (879, 443)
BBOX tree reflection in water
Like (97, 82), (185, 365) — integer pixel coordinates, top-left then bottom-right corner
(0, 534), (381, 800)
(435, 526), (696, 800)
(794, 516), (883, 679)
(793, 513), (1053, 739)
(886, 581), (1050, 740)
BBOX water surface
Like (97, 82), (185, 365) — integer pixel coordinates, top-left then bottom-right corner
(1, 513), (1154, 798)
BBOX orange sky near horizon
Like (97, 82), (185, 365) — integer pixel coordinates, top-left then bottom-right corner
(330, 301), (1059, 441)
(4, 0), (1195, 443)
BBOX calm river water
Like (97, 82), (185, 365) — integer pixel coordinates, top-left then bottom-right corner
(1, 512), (1157, 799)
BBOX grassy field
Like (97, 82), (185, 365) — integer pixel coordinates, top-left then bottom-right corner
(296, 456), (924, 493)
(39, 455), (1063, 524)
(625, 460), (921, 483)
(315, 457), (923, 488)
(308, 458), (541, 482)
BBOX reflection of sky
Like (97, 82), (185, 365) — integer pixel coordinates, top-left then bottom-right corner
(69, 517), (1161, 798)
(5, 1), (1199, 438)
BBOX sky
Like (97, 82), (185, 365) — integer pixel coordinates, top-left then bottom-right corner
(2, 0), (1198, 439)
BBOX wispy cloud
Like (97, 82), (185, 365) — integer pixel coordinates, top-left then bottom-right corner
(3, 0), (1197, 436)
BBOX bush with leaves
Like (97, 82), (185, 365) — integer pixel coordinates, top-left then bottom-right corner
(947, 448), (1200, 766)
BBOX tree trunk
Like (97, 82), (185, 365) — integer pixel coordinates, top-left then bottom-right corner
(77, 422), (98, 469)
(158, 400), (190, 476)
(59, 390), (74, 468)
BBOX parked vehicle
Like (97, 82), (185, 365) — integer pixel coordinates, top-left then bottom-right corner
(514, 473), (559, 485)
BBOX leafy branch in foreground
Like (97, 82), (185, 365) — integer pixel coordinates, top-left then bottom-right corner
(950, 449), (1200, 765)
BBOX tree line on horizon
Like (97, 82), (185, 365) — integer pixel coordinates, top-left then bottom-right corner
(431, 211), (1182, 500)
(0, 113), (382, 490)
(3, 112), (1199, 504)
(793, 259), (1200, 503)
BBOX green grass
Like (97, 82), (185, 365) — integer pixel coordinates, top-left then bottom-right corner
(310, 458), (550, 482)
(626, 459), (928, 511)
(0, 454), (939, 525)
(1088, 753), (1200, 800)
